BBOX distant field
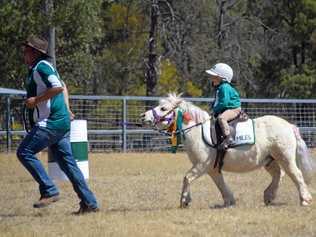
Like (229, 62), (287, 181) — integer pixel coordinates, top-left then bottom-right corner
(1, 151), (316, 237)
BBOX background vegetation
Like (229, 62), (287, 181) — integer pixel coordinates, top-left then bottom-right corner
(0, 0), (315, 98)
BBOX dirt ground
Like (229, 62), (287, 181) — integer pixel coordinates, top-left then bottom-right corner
(1, 151), (316, 237)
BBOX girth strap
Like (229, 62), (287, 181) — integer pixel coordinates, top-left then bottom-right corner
(214, 150), (226, 173)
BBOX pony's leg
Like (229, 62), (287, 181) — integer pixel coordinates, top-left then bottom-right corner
(207, 170), (235, 207)
(264, 158), (281, 205)
(278, 157), (312, 206)
(180, 162), (209, 208)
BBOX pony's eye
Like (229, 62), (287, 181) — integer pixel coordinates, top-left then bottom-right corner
(161, 107), (167, 112)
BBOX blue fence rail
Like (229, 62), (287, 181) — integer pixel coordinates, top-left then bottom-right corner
(1, 90), (316, 152)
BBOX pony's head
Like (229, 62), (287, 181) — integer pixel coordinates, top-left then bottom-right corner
(141, 93), (209, 130)
(141, 93), (183, 130)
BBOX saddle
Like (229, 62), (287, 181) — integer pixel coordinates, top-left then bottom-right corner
(215, 110), (249, 147)
(213, 110), (250, 172)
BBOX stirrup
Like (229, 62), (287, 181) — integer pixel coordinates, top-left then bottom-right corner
(217, 142), (228, 151)
(217, 137), (233, 150)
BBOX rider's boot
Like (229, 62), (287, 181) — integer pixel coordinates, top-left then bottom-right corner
(217, 136), (233, 151)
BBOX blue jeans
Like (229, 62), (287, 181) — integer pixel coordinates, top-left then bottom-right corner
(17, 126), (98, 209)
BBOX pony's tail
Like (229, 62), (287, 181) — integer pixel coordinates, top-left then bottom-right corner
(294, 126), (316, 185)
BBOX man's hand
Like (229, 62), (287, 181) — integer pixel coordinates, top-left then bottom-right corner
(25, 97), (37, 108)
(69, 110), (75, 121)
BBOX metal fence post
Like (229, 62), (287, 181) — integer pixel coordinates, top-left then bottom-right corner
(122, 98), (127, 152)
(6, 96), (11, 153)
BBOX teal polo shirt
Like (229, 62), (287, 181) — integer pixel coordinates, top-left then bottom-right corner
(25, 59), (70, 131)
(213, 81), (241, 115)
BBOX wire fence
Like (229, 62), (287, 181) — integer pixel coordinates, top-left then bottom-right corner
(1, 92), (316, 152)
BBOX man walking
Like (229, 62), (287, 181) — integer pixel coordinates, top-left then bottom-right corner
(17, 35), (99, 214)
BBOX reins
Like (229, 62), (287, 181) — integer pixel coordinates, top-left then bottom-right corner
(169, 120), (206, 135)
(155, 106), (213, 137)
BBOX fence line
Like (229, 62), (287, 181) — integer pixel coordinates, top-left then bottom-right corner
(1, 92), (316, 152)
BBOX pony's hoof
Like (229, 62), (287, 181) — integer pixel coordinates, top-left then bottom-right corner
(180, 202), (190, 209)
(180, 203), (190, 208)
(224, 200), (236, 207)
(180, 199), (191, 208)
(264, 192), (276, 205)
(264, 199), (273, 206)
(180, 193), (192, 208)
(301, 199), (312, 206)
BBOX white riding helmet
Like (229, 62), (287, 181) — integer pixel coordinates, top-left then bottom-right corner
(205, 63), (233, 83)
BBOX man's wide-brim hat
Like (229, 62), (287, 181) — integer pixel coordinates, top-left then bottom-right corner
(23, 35), (49, 56)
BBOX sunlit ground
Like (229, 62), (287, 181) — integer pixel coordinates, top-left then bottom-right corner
(1, 151), (316, 237)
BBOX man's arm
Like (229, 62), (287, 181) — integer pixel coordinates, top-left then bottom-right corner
(25, 87), (63, 108)
(62, 81), (75, 120)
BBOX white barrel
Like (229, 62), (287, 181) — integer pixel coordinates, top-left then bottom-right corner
(48, 120), (89, 181)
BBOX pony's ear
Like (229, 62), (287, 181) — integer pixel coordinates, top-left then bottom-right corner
(167, 92), (179, 101)
(175, 93), (184, 105)
(168, 92), (178, 97)
(167, 92), (183, 106)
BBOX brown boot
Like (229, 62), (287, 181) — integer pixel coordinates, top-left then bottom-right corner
(73, 203), (99, 215)
(217, 136), (233, 151)
(33, 194), (60, 208)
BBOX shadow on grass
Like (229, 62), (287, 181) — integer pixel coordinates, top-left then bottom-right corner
(265, 202), (288, 207)
(107, 206), (178, 213)
(209, 202), (288, 209)
(106, 204), (211, 214)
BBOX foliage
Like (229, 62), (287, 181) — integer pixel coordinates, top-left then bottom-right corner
(0, 0), (315, 98)
(54, 0), (103, 94)
(156, 59), (180, 95)
(281, 65), (316, 98)
(0, 0), (43, 89)
(93, 1), (147, 95)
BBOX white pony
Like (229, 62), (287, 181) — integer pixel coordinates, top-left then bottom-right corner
(141, 93), (315, 207)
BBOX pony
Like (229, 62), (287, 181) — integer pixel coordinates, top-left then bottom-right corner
(141, 93), (315, 207)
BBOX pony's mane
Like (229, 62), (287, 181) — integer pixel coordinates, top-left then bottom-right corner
(159, 93), (183, 106)
(162, 93), (210, 123)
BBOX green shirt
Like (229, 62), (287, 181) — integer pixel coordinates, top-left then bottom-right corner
(212, 82), (241, 116)
(25, 59), (70, 131)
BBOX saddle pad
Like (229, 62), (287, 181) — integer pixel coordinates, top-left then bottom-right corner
(201, 119), (255, 147)
(201, 120), (213, 146)
(231, 119), (255, 146)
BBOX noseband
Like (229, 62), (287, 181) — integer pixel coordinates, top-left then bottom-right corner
(151, 107), (176, 126)
(151, 101), (182, 126)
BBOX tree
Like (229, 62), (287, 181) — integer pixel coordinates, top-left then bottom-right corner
(44, 0), (56, 67)
(145, 0), (159, 97)
(0, 0), (44, 89)
(0, 0), (315, 99)
(94, 1), (147, 95)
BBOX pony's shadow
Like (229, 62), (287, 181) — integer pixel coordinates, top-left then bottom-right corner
(266, 202), (287, 207)
(209, 204), (235, 209)
(209, 202), (288, 209)
(107, 206), (178, 213)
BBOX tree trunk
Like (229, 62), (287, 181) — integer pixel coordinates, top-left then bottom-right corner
(301, 41), (305, 65)
(44, 0), (56, 67)
(145, 0), (159, 97)
(292, 45), (297, 67)
(216, 0), (225, 49)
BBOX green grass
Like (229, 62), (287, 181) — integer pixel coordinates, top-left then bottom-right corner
(1, 152), (316, 237)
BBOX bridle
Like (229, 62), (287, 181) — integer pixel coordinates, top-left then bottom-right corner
(151, 102), (213, 137)
(151, 107), (176, 126)
(151, 102), (181, 127)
